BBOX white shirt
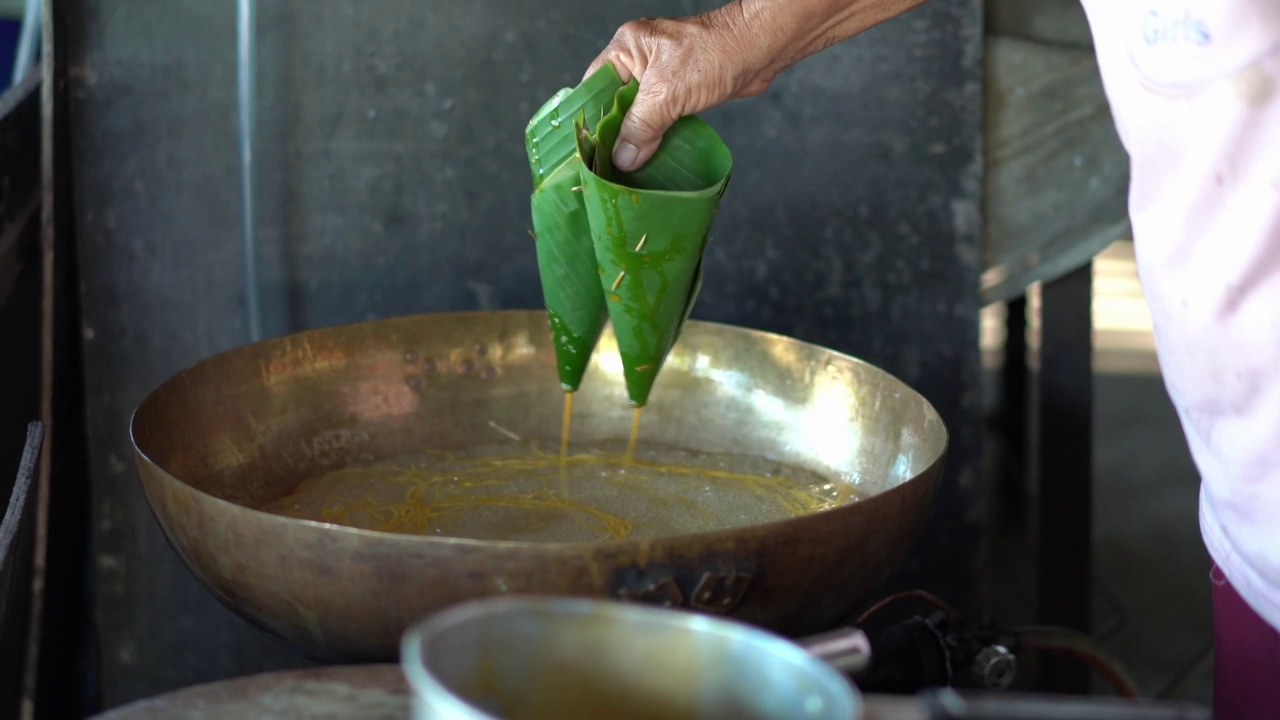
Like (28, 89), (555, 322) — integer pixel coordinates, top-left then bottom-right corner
(1078, 0), (1280, 628)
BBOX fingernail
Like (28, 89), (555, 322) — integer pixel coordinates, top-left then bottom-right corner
(613, 142), (639, 171)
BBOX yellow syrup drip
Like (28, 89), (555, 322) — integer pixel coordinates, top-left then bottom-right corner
(560, 392), (574, 462)
(624, 407), (643, 464)
(559, 392), (574, 491)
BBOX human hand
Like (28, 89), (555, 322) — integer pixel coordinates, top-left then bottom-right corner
(585, 0), (928, 172)
(583, 6), (779, 172)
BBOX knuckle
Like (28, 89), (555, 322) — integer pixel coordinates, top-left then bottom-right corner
(649, 17), (679, 35)
(643, 62), (689, 107)
(631, 94), (683, 137)
(615, 19), (653, 41)
(636, 79), (676, 113)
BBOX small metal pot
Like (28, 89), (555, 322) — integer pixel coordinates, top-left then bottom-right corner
(401, 596), (863, 720)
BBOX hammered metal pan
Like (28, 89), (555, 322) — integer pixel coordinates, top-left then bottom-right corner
(129, 310), (947, 662)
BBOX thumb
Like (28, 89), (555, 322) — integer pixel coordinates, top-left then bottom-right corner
(612, 83), (680, 172)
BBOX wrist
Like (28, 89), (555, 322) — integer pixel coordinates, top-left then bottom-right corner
(694, 1), (793, 81)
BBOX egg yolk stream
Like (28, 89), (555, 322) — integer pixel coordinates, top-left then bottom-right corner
(559, 392), (574, 490)
(257, 440), (860, 543)
(624, 407), (642, 464)
(560, 392), (574, 463)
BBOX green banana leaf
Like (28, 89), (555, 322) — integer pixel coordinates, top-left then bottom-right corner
(525, 64), (624, 391)
(575, 80), (733, 407)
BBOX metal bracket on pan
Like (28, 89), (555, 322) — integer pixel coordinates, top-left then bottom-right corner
(617, 570), (753, 614)
(689, 570), (753, 613)
(617, 576), (684, 608)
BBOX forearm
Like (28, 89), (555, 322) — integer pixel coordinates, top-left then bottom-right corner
(585, 0), (925, 170)
(737, 0), (927, 74)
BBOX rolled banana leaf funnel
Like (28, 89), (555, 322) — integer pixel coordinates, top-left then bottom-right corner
(525, 64), (625, 391)
(575, 81), (733, 407)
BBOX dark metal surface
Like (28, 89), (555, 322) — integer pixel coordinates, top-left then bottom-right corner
(66, 0), (983, 705)
(1034, 264), (1094, 693)
(0, 73), (40, 307)
(0, 71), (42, 720)
(91, 665), (411, 720)
(31, 1), (98, 716)
(130, 311), (946, 664)
(997, 297), (1028, 530)
(87, 666), (1211, 720)
(0, 426), (43, 596)
(88, 664), (929, 720)
(923, 689), (1210, 720)
(0, 423), (43, 719)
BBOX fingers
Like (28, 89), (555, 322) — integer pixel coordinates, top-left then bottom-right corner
(586, 50), (636, 85)
(579, 11), (768, 171)
(584, 51), (632, 84)
(613, 80), (680, 172)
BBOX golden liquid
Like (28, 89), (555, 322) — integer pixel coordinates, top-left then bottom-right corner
(258, 441), (859, 543)
(559, 392), (573, 461)
(558, 392), (574, 491)
(624, 407), (642, 463)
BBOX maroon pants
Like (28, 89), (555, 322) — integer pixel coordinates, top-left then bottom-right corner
(1214, 567), (1280, 719)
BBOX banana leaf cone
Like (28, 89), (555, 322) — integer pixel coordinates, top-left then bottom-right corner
(525, 64), (625, 391)
(574, 81), (733, 407)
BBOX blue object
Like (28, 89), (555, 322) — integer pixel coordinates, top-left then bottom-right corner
(0, 19), (18, 90)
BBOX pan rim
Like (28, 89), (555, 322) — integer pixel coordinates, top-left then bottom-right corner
(132, 309), (949, 429)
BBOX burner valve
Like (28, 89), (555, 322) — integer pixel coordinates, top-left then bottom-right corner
(971, 645), (1017, 690)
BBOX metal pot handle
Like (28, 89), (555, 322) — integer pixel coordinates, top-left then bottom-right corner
(796, 626), (873, 676)
(918, 688), (1212, 720)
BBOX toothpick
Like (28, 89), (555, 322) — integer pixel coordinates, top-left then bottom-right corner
(487, 420), (522, 442)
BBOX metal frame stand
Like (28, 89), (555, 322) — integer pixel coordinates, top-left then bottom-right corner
(1002, 261), (1095, 694)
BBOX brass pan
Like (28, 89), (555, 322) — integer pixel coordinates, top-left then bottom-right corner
(129, 310), (947, 662)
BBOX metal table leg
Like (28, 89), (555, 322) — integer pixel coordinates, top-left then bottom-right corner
(1034, 262), (1094, 693)
(999, 295), (1029, 530)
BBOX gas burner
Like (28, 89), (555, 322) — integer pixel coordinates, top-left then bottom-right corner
(841, 590), (1140, 698)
